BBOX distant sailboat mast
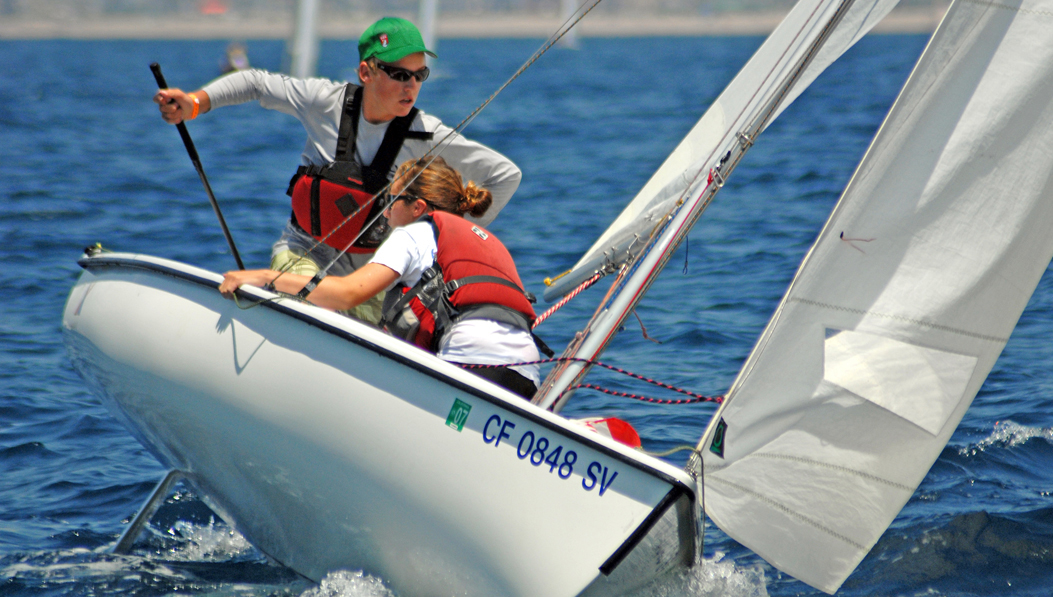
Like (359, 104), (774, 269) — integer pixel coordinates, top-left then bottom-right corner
(287, 0), (320, 78)
(418, 0), (439, 61)
(287, 0), (436, 78)
(559, 0), (580, 49)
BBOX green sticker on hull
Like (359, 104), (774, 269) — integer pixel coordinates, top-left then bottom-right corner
(446, 398), (472, 431)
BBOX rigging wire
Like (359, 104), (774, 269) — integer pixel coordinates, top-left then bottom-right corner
(570, 383), (721, 404)
(536, 0), (859, 412)
(460, 356), (724, 404)
(640, 445), (702, 458)
(543, 0), (848, 308)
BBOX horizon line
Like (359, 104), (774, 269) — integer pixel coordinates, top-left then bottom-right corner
(0, 6), (948, 40)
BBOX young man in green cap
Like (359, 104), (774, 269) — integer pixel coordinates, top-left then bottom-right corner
(153, 16), (521, 323)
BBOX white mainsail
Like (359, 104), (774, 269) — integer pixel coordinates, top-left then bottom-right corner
(699, 0), (1053, 592)
(542, 0), (902, 302)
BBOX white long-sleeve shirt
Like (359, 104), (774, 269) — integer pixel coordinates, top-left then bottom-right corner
(202, 69), (522, 226)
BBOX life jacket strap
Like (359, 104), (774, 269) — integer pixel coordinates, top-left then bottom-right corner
(341, 83), (433, 173)
(451, 303), (529, 329)
(442, 304), (555, 358)
(334, 84), (361, 161)
(444, 275), (536, 303)
(287, 83), (434, 197)
(371, 106), (426, 177)
(309, 176), (322, 236)
(379, 264), (442, 328)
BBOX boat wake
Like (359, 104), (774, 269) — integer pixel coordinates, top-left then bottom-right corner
(959, 420), (1053, 456)
(631, 552), (769, 597)
(142, 518), (254, 562)
(298, 551), (771, 597)
(301, 570), (398, 597)
(3, 473), (771, 597)
(160, 517), (772, 597)
(0, 544), (305, 597)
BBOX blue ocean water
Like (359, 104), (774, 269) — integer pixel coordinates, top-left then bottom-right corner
(1, 32), (1052, 597)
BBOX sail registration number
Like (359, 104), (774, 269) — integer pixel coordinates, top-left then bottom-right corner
(481, 414), (619, 496)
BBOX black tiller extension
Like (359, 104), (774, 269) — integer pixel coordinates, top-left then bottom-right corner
(150, 62), (245, 270)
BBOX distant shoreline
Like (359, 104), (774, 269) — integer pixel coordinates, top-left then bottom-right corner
(0, 6), (948, 40)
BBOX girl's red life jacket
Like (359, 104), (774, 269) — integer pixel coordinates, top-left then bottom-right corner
(287, 83), (433, 253)
(381, 212), (537, 351)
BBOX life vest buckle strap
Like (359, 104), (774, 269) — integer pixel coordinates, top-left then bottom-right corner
(379, 264), (443, 329)
(450, 303), (530, 331)
(286, 165), (309, 196)
(445, 275), (527, 297)
(446, 303), (554, 357)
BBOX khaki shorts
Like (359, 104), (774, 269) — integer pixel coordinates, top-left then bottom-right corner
(271, 248), (386, 325)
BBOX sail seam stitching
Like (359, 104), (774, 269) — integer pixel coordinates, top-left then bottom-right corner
(750, 453), (915, 491)
(708, 476), (867, 550)
(789, 297), (1009, 342)
(963, 0), (1053, 17)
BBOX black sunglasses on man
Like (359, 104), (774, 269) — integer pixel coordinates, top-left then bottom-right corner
(375, 62), (431, 83)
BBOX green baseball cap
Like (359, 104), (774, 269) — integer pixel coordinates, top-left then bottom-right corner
(358, 17), (437, 63)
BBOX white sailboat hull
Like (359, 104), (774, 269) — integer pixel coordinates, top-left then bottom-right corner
(62, 253), (698, 597)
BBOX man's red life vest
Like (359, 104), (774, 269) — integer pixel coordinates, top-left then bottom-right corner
(381, 212), (537, 351)
(287, 84), (433, 253)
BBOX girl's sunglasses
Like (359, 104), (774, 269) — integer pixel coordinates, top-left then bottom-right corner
(375, 62), (431, 83)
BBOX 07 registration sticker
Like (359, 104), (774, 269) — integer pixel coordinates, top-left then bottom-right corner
(446, 399), (472, 431)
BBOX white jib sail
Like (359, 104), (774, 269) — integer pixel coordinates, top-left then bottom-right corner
(699, 0), (1053, 592)
(535, 0), (902, 412)
(542, 0), (902, 302)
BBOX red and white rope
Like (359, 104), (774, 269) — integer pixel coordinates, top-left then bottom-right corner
(532, 272), (603, 329)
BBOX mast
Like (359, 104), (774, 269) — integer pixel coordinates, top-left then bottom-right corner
(534, 0), (860, 412)
(558, 0), (579, 49)
(287, 0), (320, 78)
(418, 0), (439, 61)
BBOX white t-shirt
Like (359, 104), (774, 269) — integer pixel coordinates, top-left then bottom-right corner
(369, 220), (437, 288)
(370, 221), (540, 384)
